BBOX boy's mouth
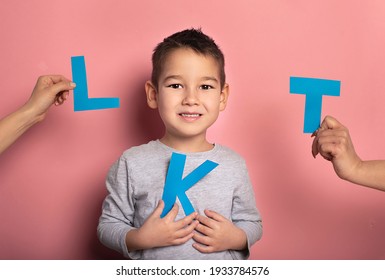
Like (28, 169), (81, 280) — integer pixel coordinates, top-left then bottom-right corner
(178, 113), (203, 122)
(179, 113), (202, 117)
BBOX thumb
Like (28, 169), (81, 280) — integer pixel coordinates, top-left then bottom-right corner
(152, 200), (165, 218)
(49, 81), (76, 96)
(320, 115), (342, 130)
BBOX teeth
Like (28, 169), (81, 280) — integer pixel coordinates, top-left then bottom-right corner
(181, 113), (200, 117)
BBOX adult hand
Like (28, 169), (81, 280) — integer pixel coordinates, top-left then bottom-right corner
(311, 115), (362, 181)
(0, 75), (75, 154)
(24, 75), (76, 121)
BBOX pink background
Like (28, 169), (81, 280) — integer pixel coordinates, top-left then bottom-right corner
(1, 0), (385, 259)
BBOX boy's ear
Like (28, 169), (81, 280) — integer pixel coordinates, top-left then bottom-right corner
(145, 80), (158, 109)
(219, 83), (229, 111)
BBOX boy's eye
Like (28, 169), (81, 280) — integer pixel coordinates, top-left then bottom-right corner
(167, 84), (182, 89)
(200, 85), (214, 90)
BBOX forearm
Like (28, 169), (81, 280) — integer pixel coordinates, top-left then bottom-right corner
(0, 104), (42, 154)
(227, 224), (252, 260)
(125, 228), (151, 252)
(347, 160), (385, 191)
(97, 219), (136, 258)
(228, 226), (248, 251)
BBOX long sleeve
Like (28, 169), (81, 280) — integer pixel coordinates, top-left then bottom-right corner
(97, 156), (140, 259)
(230, 160), (263, 259)
(97, 141), (263, 260)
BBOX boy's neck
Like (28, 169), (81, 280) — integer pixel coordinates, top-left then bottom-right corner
(159, 134), (214, 153)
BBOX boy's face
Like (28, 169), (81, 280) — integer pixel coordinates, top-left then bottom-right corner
(146, 48), (229, 142)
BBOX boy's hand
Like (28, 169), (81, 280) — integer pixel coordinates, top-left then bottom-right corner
(311, 115), (362, 181)
(126, 200), (198, 251)
(192, 209), (247, 253)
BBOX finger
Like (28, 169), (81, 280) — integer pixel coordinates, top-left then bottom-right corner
(318, 143), (336, 161)
(57, 91), (69, 102)
(172, 232), (195, 246)
(175, 220), (199, 238)
(317, 134), (349, 154)
(317, 138), (345, 159)
(50, 75), (71, 83)
(195, 222), (214, 236)
(192, 242), (213, 253)
(49, 81), (76, 96)
(164, 203), (179, 222)
(311, 130), (318, 138)
(174, 211), (198, 229)
(192, 237), (214, 253)
(311, 125), (327, 157)
(196, 214), (215, 229)
(55, 93), (66, 105)
(36, 75), (69, 89)
(312, 118), (345, 158)
(192, 232), (212, 246)
(204, 209), (226, 222)
(320, 115), (343, 130)
(311, 136), (319, 158)
(43, 75), (71, 85)
(317, 128), (348, 138)
(316, 138), (340, 161)
(152, 200), (165, 218)
(62, 91), (70, 101)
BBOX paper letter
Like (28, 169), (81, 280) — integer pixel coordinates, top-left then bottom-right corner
(71, 56), (120, 111)
(161, 152), (218, 218)
(290, 76), (340, 133)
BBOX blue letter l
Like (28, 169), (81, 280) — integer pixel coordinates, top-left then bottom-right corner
(71, 56), (120, 111)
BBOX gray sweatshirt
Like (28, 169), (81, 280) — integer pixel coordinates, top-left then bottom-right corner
(97, 140), (262, 259)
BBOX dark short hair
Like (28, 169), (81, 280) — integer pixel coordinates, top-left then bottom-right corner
(151, 28), (226, 90)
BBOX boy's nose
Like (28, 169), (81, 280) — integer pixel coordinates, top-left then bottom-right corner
(182, 89), (199, 105)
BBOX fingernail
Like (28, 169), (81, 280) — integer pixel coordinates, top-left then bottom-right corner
(70, 82), (76, 87)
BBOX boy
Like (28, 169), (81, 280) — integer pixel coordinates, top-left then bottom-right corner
(312, 115), (385, 192)
(97, 28), (263, 259)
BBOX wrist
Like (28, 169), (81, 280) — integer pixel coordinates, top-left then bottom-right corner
(341, 157), (364, 183)
(126, 228), (147, 252)
(125, 227), (154, 252)
(230, 227), (247, 251)
(20, 103), (46, 124)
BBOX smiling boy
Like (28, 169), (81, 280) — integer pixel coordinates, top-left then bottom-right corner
(97, 28), (262, 259)
(147, 47), (225, 152)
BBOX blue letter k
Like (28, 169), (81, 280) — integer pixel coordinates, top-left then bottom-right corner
(160, 152), (219, 218)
